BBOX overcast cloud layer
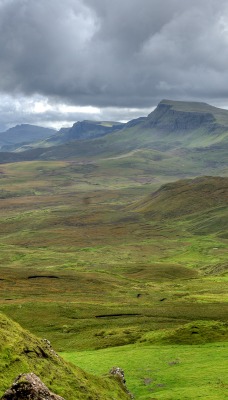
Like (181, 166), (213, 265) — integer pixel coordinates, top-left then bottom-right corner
(1, 0), (228, 130)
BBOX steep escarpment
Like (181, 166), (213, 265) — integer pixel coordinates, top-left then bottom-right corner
(143, 100), (225, 133)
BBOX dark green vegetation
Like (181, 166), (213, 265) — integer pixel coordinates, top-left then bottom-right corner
(0, 100), (227, 398)
(0, 312), (131, 399)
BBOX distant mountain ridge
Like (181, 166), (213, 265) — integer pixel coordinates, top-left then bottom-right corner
(0, 100), (228, 170)
(46, 120), (124, 145)
(0, 124), (56, 151)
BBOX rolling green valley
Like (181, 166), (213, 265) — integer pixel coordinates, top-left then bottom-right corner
(0, 100), (227, 399)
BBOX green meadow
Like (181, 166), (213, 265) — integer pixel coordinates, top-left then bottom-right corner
(62, 341), (228, 399)
(0, 159), (227, 398)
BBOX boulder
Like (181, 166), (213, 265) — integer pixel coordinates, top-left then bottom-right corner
(1, 373), (65, 400)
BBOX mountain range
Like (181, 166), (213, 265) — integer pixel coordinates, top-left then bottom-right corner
(1, 99), (228, 153)
(0, 99), (227, 180)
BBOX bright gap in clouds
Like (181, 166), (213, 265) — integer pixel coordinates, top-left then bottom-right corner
(0, 93), (153, 131)
(31, 100), (102, 129)
(0, 94), (102, 131)
(33, 101), (101, 115)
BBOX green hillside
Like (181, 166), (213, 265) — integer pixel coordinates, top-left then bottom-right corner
(134, 176), (228, 219)
(0, 312), (131, 399)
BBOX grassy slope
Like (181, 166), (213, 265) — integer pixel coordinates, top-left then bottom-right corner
(0, 312), (131, 399)
(134, 176), (228, 219)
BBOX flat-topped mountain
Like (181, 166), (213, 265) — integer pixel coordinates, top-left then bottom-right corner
(143, 99), (228, 133)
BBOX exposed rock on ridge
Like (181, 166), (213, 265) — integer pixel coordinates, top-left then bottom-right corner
(144, 101), (218, 133)
(1, 373), (65, 400)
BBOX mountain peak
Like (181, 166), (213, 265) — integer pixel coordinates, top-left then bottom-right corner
(144, 99), (228, 133)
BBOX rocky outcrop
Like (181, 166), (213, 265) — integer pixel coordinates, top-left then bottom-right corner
(109, 367), (126, 385)
(109, 367), (133, 399)
(144, 102), (217, 133)
(1, 373), (65, 400)
(64, 120), (124, 141)
(1, 370), (133, 400)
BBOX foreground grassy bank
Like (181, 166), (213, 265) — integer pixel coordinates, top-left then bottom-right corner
(0, 312), (131, 399)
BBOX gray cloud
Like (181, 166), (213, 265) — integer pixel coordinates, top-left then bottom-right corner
(0, 94), (152, 132)
(1, 0), (228, 126)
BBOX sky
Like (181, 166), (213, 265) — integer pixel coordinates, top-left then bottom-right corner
(1, 0), (228, 131)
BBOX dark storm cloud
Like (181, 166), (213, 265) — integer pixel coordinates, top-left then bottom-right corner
(1, 0), (228, 109)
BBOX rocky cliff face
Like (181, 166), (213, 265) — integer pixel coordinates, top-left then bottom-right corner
(144, 102), (218, 133)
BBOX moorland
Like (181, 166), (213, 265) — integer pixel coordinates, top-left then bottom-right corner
(0, 99), (227, 399)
